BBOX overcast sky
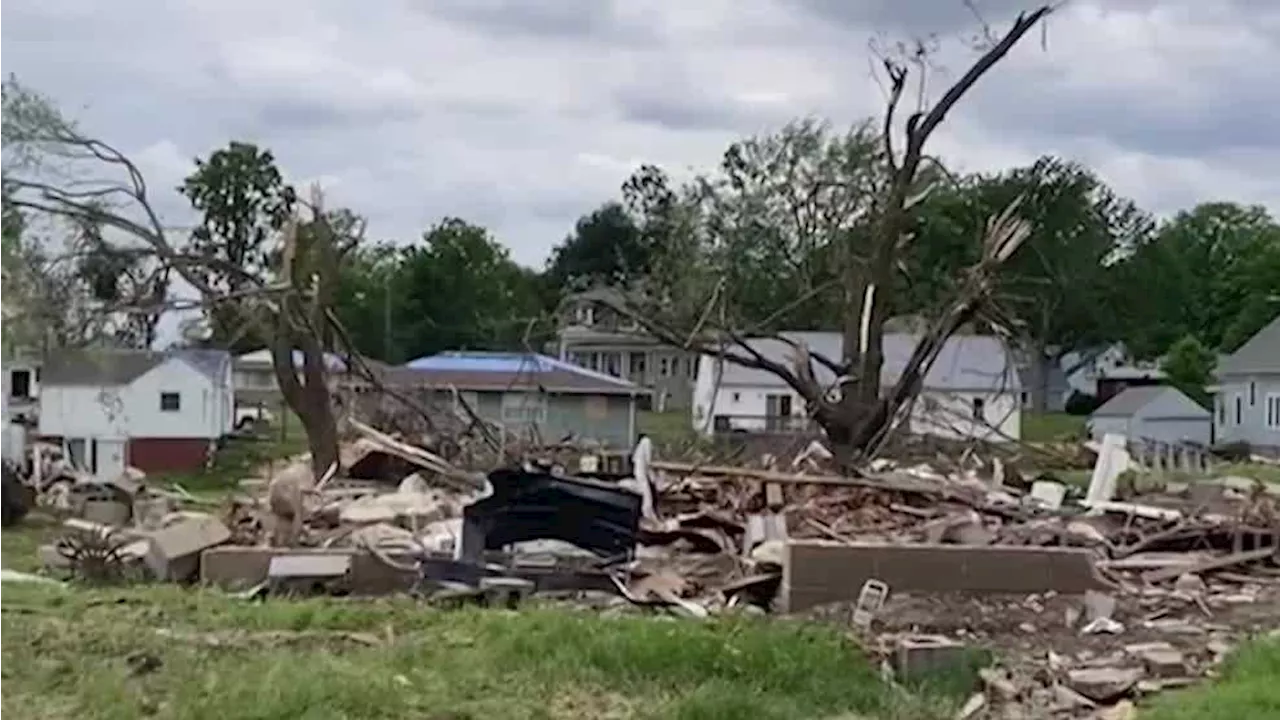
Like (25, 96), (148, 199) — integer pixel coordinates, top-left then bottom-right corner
(4, 0), (1278, 270)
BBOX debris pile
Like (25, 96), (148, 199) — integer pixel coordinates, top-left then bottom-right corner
(25, 425), (1280, 717)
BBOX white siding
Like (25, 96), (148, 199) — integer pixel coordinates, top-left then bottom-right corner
(1215, 374), (1280, 453)
(39, 385), (130, 439)
(691, 355), (1022, 441)
(40, 358), (224, 440)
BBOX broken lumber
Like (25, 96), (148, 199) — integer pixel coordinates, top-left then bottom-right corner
(348, 418), (487, 491)
(1142, 546), (1278, 584)
(650, 461), (943, 494)
(780, 541), (1111, 613)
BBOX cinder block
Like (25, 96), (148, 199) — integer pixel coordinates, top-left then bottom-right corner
(779, 541), (1109, 613)
(893, 635), (969, 683)
(145, 515), (231, 582)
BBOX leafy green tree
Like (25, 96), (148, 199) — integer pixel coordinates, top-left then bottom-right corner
(545, 202), (650, 292)
(391, 219), (546, 360)
(910, 156), (1152, 409)
(1161, 334), (1215, 407)
(1116, 202), (1280, 357)
(179, 141), (296, 351)
(333, 242), (401, 360)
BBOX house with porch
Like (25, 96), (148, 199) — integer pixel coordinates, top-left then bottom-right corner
(552, 289), (697, 411)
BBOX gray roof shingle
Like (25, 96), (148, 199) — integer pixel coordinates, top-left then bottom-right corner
(1091, 386), (1168, 417)
(42, 349), (231, 386)
(1218, 314), (1280, 377)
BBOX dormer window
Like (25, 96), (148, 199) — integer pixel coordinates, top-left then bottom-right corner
(573, 304), (595, 326)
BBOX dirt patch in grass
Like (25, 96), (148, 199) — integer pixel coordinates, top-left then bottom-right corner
(0, 577), (959, 720)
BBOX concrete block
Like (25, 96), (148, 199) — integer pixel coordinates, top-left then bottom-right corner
(268, 553), (353, 579)
(145, 515), (231, 582)
(1126, 642), (1186, 678)
(892, 635), (969, 683)
(201, 546), (417, 594)
(780, 541), (1109, 613)
(267, 553), (354, 595)
(81, 499), (132, 527)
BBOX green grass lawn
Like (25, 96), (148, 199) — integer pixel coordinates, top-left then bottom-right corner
(5, 416), (957, 720)
(157, 412), (310, 496)
(0, 548), (958, 720)
(1021, 412), (1087, 443)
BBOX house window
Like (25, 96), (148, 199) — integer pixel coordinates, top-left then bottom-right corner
(1267, 395), (1280, 430)
(683, 356), (696, 377)
(1218, 396), (1227, 425)
(1250, 382), (1256, 406)
(972, 397), (986, 420)
(603, 353), (621, 377)
(658, 356), (672, 377)
(1235, 395), (1243, 425)
(160, 392), (181, 412)
(732, 392), (741, 403)
(500, 392), (546, 425)
(9, 370), (31, 399)
(573, 305), (595, 326)
(628, 352), (647, 378)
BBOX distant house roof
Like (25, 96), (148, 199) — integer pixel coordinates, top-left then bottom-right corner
(1091, 386), (1169, 418)
(234, 348), (349, 373)
(401, 351), (646, 396)
(43, 349), (231, 387)
(1218, 314), (1280, 377)
(712, 331), (1021, 392)
(1090, 385), (1209, 419)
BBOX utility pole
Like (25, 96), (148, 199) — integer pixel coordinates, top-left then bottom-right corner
(383, 280), (392, 362)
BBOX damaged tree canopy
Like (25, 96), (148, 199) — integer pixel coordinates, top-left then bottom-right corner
(595, 7), (1055, 462)
(3, 98), (359, 478)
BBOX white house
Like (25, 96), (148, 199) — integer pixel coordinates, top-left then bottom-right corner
(1087, 385), (1212, 446)
(692, 331), (1023, 442)
(1214, 314), (1280, 455)
(39, 349), (233, 479)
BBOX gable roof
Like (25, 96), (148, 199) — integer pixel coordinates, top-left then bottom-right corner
(711, 331), (1021, 392)
(1090, 386), (1168, 417)
(169, 349), (231, 381)
(234, 348), (349, 373)
(1091, 385), (1209, 419)
(42, 349), (231, 387)
(1218, 314), (1280, 376)
(402, 351), (647, 396)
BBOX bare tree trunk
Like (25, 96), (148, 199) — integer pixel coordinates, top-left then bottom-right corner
(269, 326), (339, 481)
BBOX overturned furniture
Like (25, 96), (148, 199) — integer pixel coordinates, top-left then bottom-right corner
(457, 465), (642, 565)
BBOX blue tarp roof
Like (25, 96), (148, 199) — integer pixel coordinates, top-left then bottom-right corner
(404, 351), (636, 387)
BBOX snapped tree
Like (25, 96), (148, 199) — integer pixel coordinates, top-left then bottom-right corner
(598, 7), (1056, 461)
(4, 92), (354, 479)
